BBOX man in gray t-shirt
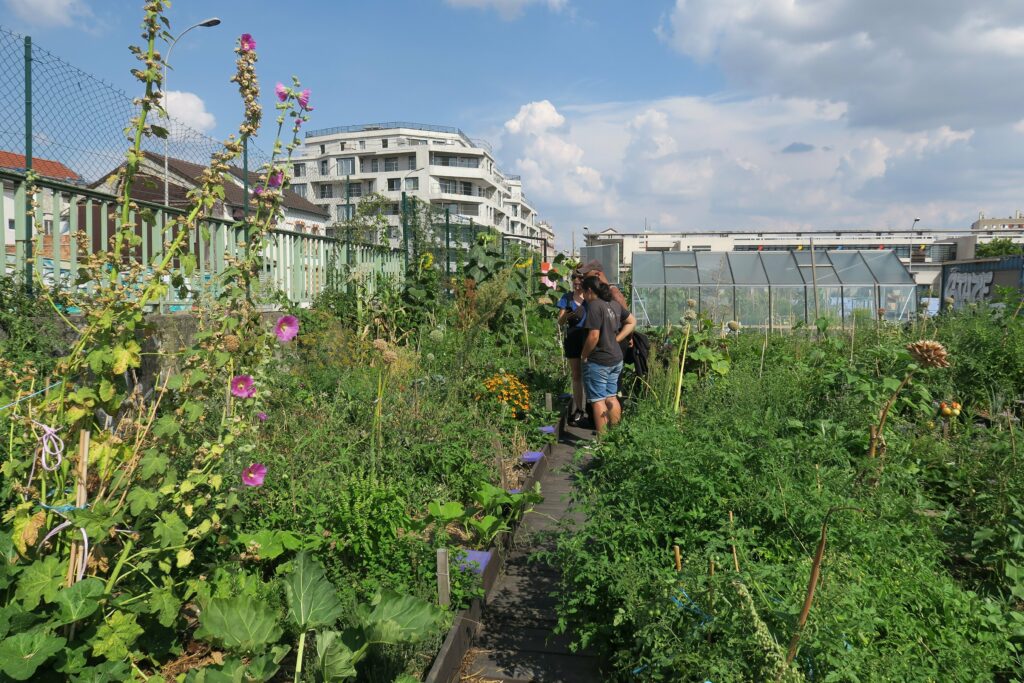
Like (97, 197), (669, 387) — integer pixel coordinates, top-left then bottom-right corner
(580, 277), (636, 435)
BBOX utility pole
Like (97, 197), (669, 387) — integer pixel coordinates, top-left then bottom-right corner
(401, 191), (409, 272)
(23, 36), (32, 295)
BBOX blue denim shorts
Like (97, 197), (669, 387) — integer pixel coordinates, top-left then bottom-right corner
(583, 360), (623, 402)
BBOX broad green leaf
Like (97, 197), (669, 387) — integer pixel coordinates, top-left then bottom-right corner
(285, 552), (345, 631)
(427, 501), (465, 523)
(15, 555), (64, 610)
(315, 630), (360, 681)
(0, 630), (66, 680)
(126, 487), (160, 516)
(195, 596), (282, 653)
(54, 577), (105, 624)
(92, 611), (143, 661)
(153, 511), (187, 547)
(358, 591), (443, 645)
(70, 660), (133, 682)
(237, 530), (303, 561)
(147, 585), (182, 627)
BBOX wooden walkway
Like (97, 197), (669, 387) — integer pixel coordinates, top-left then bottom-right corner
(462, 424), (603, 682)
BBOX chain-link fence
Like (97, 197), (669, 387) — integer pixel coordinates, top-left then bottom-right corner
(0, 25), (270, 186)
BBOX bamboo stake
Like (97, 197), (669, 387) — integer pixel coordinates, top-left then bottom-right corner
(673, 545), (682, 572)
(729, 511), (740, 573)
(436, 548), (451, 607)
(66, 430), (89, 587)
(809, 238), (820, 325)
(673, 323), (691, 414)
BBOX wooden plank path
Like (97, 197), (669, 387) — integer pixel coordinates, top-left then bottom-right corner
(462, 423), (604, 682)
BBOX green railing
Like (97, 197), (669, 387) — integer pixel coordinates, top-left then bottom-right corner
(1, 170), (403, 311)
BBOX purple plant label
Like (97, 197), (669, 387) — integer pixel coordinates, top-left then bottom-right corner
(456, 549), (492, 575)
(522, 451), (544, 464)
(539, 425), (556, 434)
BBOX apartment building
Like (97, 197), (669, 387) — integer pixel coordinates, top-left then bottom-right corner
(290, 122), (548, 251)
(585, 224), (1024, 289)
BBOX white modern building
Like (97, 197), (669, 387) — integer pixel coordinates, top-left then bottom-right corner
(290, 122), (549, 252)
(585, 223), (1024, 289)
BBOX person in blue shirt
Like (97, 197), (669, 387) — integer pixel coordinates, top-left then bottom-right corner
(557, 269), (588, 425)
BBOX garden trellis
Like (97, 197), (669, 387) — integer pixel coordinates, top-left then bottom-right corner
(631, 249), (918, 329)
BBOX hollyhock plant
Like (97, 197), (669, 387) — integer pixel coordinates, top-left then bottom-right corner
(275, 82), (288, 102)
(297, 88), (311, 110)
(275, 315), (299, 342)
(541, 276), (556, 289)
(231, 374), (256, 399)
(268, 170), (284, 188)
(257, 412), (268, 422)
(239, 34), (256, 52)
(252, 185), (264, 196)
(242, 462), (267, 487)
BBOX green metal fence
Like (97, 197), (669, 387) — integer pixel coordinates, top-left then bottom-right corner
(1, 170), (403, 311)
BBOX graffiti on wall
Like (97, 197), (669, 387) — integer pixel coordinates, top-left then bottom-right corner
(946, 270), (993, 306)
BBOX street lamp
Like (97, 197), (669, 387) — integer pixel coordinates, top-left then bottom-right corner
(911, 217), (920, 230)
(162, 17), (221, 206)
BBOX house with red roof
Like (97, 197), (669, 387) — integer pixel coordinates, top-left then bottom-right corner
(2, 152), (81, 268)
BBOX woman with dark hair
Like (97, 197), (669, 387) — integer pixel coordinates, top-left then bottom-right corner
(580, 275), (636, 434)
(557, 270), (588, 425)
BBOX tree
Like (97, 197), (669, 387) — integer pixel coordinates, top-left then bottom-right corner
(976, 238), (1023, 258)
(334, 192), (393, 245)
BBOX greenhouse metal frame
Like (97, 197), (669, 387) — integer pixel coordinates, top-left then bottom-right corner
(630, 249), (918, 329)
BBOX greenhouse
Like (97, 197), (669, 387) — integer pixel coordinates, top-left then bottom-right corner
(631, 249), (918, 329)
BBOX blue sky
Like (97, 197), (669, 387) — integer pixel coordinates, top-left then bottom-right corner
(6, 0), (1024, 247)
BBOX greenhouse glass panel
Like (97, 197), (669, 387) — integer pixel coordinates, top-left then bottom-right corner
(879, 285), (916, 321)
(842, 285), (876, 320)
(666, 286), (699, 325)
(828, 251), (875, 284)
(632, 286), (665, 327)
(762, 252), (805, 284)
(771, 286), (807, 329)
(664, 252), (699, 284)
(862, 250), (915, 284)
(696, 252), (733, 284)
(736, 286), (769, 327)
(812, 286), (844, 324)
(699, 286), (734, 322)
(632, 252), (665, 286)
(795, 251), (841, 285)
(728, 253), (769, 284)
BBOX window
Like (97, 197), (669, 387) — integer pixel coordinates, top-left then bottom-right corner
(359, 140), (366, 150)
(348, 182), (362, 197)
(408, 155), (416, 170)
(320, 159), (329, 175)
(405, 177), (419, 191)
(337, 204), (353, 220)
(384, 203), (400, 216)
(319, 184), (333, 199)
(291, 184), (307, 198)
(366, 180), (374, 193)
(6, 219), (13, 232)
(384, 157), (399, 172)
(371, 158), (379, 172)
(293, 163), (305, 178)
(387, 178), (401, 191)
(44, 219), (53, 235)
(337, 157), (355, 175)
(440, 179), (457, 194)
(339, 142), (346, 151)
(319, 144), (325, 154)
(381, 138), (389, 149)
(461, 181), (473, 196)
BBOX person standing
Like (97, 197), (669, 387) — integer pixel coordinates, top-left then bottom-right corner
(557, 270), (588, 426)
(580, 275), (636, 435)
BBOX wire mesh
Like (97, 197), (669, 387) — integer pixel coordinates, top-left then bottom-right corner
(0, 25), (270, 186)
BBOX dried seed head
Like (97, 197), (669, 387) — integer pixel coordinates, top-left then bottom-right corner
(906, 340), (950, 369)
(382, 350), (399, 365)
(223, 334), (241, 353)
(372, 338), (389, 352)
(686, 298), (697, 308)
(684, 310), (697, 321)
(727, 320), (741, 332)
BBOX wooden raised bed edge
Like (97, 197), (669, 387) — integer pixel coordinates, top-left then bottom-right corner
(423, 415), (562, 683)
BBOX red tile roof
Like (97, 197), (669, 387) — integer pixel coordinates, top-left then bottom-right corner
(0, 151), (81, 182)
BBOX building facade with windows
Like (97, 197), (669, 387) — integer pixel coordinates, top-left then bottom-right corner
(585, 224), (1024, 289)
(289, 122), (549, 251)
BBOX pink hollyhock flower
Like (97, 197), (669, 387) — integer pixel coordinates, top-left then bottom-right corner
(253, 186), (264, 196)
(275, 83), (288, 102)
(275, 315), (299, 342)
(541, 276), (556, 289)
(231, 375), (256, 399)
(268, 170), (284, 188)
(242, 462), (267, 487)
(297, 89), (311, 110)
(239, 34), (256, 52)
(257, 412), (268, 422)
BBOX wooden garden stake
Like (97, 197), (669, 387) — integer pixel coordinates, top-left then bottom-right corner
(436, 548), (451, 607)
(673, 323), (691, 414)
(66, 430), (90, 588)
(673, 545), (682, 572)
(729, 511), (740, 573)
(545, 392), (552, 412)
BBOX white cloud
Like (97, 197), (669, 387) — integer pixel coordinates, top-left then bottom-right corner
(4, 0), (92, 27)
(444, 0), (566, 20)
(160, 91), (216, 135)
(657, 0), (1024, 130)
